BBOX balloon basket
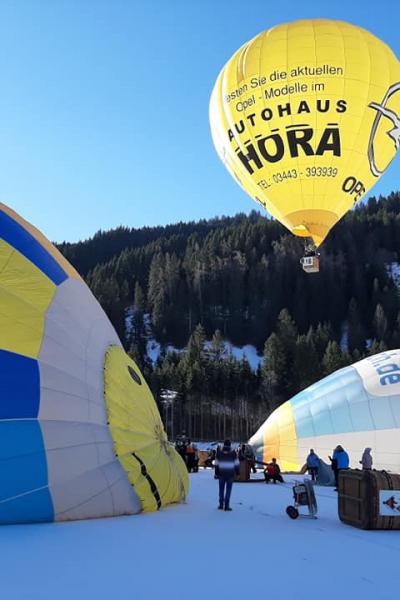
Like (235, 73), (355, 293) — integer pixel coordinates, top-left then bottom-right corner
(300, 254), (320, 273)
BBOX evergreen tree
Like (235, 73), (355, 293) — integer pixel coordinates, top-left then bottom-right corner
(322, 341), (348, 376)
(276, 309), (298, 356)
(180, 324), (207, 393)
(368, 339), (388, 355)
(261, 333), (287, 408)
(276, 308), (298, 394)
(130, 282), (147, 354)
(373, 303), (388, 341)
(148, 253), (167, 336)
(293, 334), (320, 392)
(347, 298), (366, 353)
(311, 323), (332, 360)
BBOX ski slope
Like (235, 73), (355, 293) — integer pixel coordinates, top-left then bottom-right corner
(2, 470), (399, 600)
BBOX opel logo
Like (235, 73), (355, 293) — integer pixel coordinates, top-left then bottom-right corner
(368, 82), (400, 177)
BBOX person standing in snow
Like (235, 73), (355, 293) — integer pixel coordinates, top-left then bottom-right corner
(306, 449), (320, 481)
(185, 440), (197, 473)
(329, 445), (349, 490)
(244, 444), (257, 474)
(175, 432), (188, 465)
(360, 447), (373, 470)
(215, 440), (239, 511)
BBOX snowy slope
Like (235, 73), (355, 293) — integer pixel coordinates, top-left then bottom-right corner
(2, 470), (399, 600)
(226, 342), (262, 370)
(126, 308), (262, 370)
(147, 338), (262, 370)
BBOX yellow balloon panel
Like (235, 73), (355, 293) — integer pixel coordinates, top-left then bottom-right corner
(210, 19), (400, 246)
(260, 401), (299, 471)
(104, 346), (189, 513)
(0, 239), (56, 358)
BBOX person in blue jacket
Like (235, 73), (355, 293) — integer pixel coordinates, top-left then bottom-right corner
(306, 449), (320, 481)
(329, 445), (349, 490)
(215, 440), (240, 511)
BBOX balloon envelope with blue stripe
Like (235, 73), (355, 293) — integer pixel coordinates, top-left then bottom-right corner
(0, 203), (188, 524)
(249, 351), (400, 472)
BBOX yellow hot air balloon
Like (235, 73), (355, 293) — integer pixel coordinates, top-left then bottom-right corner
(210, 19), (400, 270)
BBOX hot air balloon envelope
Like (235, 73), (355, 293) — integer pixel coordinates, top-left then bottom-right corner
(210, 19), (400, 247)
(249, 350), (400, 472)
(0, 203), (188, 524)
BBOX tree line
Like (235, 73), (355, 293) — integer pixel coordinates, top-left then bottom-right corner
(58, 192), (400, 438)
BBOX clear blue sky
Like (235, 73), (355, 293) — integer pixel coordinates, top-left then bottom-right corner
(0, 0), (398, 242)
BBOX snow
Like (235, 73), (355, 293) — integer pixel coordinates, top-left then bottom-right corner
(146, 337), (262, 370)
(387, 262), (400, 288)
(146, 340), (183, 363)
(204, 340), (262, 371)
(146, 338), (161, 362)
(126, 307), (262, 370)
(228, 342), (262, 370)
(3, 471), (400, 600)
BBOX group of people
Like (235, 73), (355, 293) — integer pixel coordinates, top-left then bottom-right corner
(215, 440), (286, 510)
(176, 434), (375, 509)
(306, 446), (373, 490)
(174, 433), (199, 473)
(238, 443), (283, 483)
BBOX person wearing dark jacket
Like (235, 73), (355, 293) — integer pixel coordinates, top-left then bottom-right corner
(264, 458), (284, 484)
(215, 440), (239, 511)
(204, 448), (216, 469)
(244, 444), (257, 474)
(175, 432), (188, 464)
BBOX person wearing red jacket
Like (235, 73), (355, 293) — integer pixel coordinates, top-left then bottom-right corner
(264, 458), (284, 484)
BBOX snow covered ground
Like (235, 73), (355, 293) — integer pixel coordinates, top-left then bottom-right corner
(2, 470), (400, 600)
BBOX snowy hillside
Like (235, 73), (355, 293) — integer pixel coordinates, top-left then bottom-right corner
(3, 470), (399, 600)
(146, 338), (262, 370)
(126, 308), (262, 370)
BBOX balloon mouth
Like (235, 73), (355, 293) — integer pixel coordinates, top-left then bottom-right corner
(291, 224), (311, 237)
(286, 209), (339, 247)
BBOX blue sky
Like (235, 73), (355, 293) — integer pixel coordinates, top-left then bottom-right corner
(0, 0), (398, 242)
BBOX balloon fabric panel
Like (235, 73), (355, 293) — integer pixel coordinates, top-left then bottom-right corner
(104, 346), (189, 513)
(0, 421), (54, 524)
(0, 239), (56, 358)
(0, 350), (39, 418)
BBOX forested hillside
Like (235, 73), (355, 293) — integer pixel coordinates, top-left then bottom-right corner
(58, 192), (400, 439)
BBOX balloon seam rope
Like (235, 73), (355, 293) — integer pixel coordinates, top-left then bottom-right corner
(0, 484), (50, 504)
